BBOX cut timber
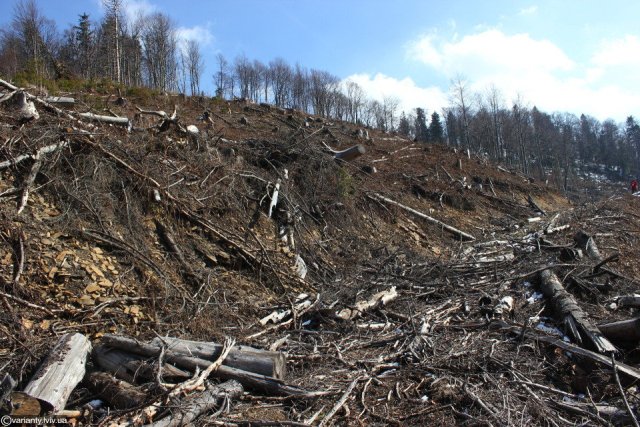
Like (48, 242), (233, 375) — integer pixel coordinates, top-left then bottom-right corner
(369, 193), (475, 241)
(150, 337), (286, 379)
(93, 345), (190, 383)
(574, 230), (603, 262)
(598, 318), (640, 342)
(15, 91), (39, 121)
(43, 96), (74, 106)
(78, 112), (129, 126)
(527, 194), (546, 215)
(333, 144), (365, 162)
(146, 380), (243, 427)
(539, 269), (616, 354)
(0, 140), (70, 171)
(337, 286), (398, 320)
(100, 335), (320, 397)
(87, 372), (146, 409)
(23, 333), (91, 412)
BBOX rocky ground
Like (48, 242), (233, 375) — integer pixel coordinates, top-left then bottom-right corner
(1, 81), (640, 426)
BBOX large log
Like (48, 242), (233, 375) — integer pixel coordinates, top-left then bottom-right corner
(150, 337), (286, 379)
(78, 112), (130, 126)
(93, 345), (190, 384)
(333, 145), (365, 162)
(43, 96), (74, 106)
(22, 333), (91, 412)
(100, 335), (322, 397)
(146, 380), (243, 427)
(87, 372), (147, 410)
(369, 193), (475, 241)
(539, 269), (616, 354)
(337, 286), (398, 320)
(598, 318), (640, 342)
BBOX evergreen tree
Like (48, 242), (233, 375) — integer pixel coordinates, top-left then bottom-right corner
(398, 112), (411, 137)
(429, 111), (444, 143)
(414, 107), (429, 142)
(74, 13), (93, 78)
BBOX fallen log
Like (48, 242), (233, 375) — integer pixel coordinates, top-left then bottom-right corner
(78, 112), (130, 126)
(617, 296), (640, 309)
(100, 335), (321, 397)
(369, 193), (475, 241)
(93, 345), (190, 384)
(87, 372), (147, 410)
(149, 336), (286, 379)
(22, 333), (91, 412)
(598, 318), (640, 342)
(527, 194), (546, 215)
(43, 96), (74, 106)
(337, 286), (398, 320)
(333, 144), (365, 162)
(539, 269), (616, 354)
(0, 139), (70, 171)
(145, 380), (243, 427)
(494, 321), (640, 382)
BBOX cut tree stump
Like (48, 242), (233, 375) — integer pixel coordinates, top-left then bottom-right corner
(22, 333), (91, 412)
(574, 231), (603, 262)
(146, 380), (243, 427)
(149, 337), (287, 379)
(539, 269), (616, 354)
(87, 372), (147, 410)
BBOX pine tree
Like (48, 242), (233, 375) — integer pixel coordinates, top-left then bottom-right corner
(398, 112), (411, 137)
(429, 111), (444, 143)
(414, 107), (428, 142)
(74, 13), (93, 78)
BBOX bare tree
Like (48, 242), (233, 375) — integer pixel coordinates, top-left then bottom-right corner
(140, 12), (177, 91)
(269, 58), (292, 108)
(102, 0), (123, 83)
(450, 75), (474, 149)
(345, 80), (364, 124)
(214, 53), (229, 98)
(185, 39), (203, 96)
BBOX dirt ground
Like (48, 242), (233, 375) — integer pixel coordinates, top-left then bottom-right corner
(1, 86), (640, 426)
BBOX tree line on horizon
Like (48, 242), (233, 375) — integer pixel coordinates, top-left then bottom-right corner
(1, 0), (639, 191)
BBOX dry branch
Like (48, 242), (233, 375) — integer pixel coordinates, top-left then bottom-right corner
(539, 269), (616, 354)
(369, 193), (475, 241)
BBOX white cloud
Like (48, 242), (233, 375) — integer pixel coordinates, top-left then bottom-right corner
(518, 5), (538, 15)
(406, 28), (640, 121)
(176, 24), (214, 47)
(343, 73), (448, 115)
(592, 35), (640, 67)
(123, 0), (157, 23)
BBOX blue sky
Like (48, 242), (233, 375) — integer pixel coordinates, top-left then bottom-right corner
(2, 0), (640, 121)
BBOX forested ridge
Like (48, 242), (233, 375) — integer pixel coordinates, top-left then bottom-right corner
(2, 0), (639, 191)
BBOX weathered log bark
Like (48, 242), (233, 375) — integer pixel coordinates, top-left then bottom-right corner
(23, 333), (91, 412)
(145, 380), (243, 427)
(0, 373), (16, 404)
(150, 337), (286, 379)
(87, 372), (147, 409)
(539, 269), (616, 354)
(598, 318), (640, 342)
(574, 230), (603, 262)
(100, 335), (321, 397)
(337, 286), (398, 320)
(333, 145), (365, 162)
(93, 345), (190, 384)
(369, 193), (476, 241)
(78, 112), (130, 126)
(15, 91), (39, 121)
(527, 194), (546, 215)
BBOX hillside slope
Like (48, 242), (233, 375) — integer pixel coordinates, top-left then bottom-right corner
(1, 83), (639, 425)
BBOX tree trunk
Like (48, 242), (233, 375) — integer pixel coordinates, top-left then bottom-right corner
(87, 372), (147, 410)
(598, 318), (640, 342)
(78, 112), (129, 126)
(22, 333), (91, 412)
(539, 269), (616, 354)
(150, 337), (286, 379)
(93, 345), (190, 384)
